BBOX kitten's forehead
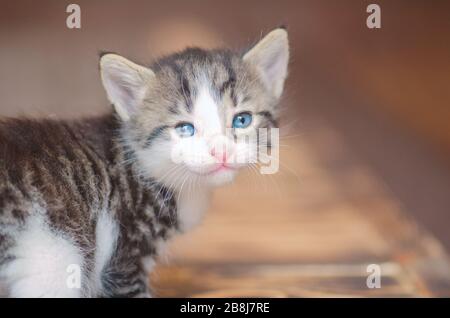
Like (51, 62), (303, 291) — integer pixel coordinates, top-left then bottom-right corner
(193, 86), (223, 135)
(151, 48), (246, 112)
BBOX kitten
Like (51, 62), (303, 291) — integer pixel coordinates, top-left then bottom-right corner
(0, 28), (289, 297)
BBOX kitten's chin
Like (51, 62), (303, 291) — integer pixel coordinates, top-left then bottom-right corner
(203, 168), (237, 187)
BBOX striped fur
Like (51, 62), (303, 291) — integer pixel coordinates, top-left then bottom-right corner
(0, 115), (177, 297)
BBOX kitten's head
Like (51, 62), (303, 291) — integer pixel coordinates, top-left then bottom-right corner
(100, 28), (289, 190)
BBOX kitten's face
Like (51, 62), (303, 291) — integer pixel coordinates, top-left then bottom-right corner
(100, 29), (289, 191)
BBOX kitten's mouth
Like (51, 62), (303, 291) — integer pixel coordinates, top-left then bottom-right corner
(197, 163), (237, 176)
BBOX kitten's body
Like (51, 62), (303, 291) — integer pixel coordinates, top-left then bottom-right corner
(0, 29), (289, 297)
(0, 115), (187, 297)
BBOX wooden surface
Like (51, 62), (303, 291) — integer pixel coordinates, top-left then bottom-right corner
(150, 118), (450, 297)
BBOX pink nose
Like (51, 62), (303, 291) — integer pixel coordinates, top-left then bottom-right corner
(210, 145), (227, 163)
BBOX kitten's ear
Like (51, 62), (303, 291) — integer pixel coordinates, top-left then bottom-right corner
(100, 53), (155, 121)
(243, 28), (289, 99)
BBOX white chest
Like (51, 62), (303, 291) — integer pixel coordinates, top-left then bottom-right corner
(176, 188), (211, 232)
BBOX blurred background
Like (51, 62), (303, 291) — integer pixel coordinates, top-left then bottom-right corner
(1, 0), (450, 296)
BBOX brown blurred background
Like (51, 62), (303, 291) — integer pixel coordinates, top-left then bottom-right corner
(1, 0), (450, 296)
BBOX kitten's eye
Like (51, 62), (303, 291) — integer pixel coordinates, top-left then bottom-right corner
(232, 112), (252, 129)
(175, 122), (195, 137)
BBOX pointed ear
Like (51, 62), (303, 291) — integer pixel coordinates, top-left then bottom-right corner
(243, 28), (289, 99)
(99, 53), (155, 121)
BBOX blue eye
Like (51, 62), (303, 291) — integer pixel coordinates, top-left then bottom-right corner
(232, 112), (252, 129)
(175, 122), (195, 137)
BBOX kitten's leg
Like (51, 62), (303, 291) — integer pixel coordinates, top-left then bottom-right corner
(102, 271), (151, 298)
(0, 216), (86, 298)
(101, 260), (151, 298)
(0, 232), (15, 297)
